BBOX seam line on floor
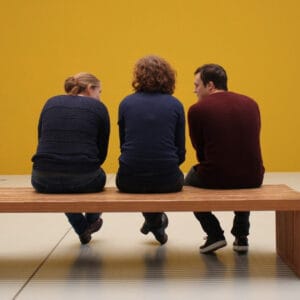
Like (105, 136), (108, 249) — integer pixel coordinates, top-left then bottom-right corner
(12, 227), (72, 300)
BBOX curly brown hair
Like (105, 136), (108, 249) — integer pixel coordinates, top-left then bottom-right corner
(132, 55), (176, 94)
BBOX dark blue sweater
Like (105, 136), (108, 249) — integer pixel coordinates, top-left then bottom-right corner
(118, 92), (185, 174)
(32, 95), (110, 173)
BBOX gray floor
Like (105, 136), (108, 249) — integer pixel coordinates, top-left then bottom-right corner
(0, 173), (300, 300)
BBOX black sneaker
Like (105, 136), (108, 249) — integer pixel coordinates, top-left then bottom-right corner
(79, 230), (92, 245)
(140, 213), (169, 245)
(89, 218), (103, 234)
(200, 236), (227, 254)
(233, 236), (248, 254)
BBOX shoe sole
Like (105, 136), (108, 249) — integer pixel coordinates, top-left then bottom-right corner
(233, 245), (248, 253)
(200, 240), (227, 254)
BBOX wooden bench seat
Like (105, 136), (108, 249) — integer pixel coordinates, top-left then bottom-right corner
(0, 184), (300, 212)
(1, 184), (300, 277)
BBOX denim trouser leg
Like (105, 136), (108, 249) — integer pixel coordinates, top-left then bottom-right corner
(185, 166), (251, 238)
(65, 212), (102, 235)
(65, 213), (89, 235)
(86, 213), (102, 225)
(31, 169), (105, 236)
(142, 212), (164, 228)
(185, 166), (224, 238)
(231, 211), (250, 237)
(116, 166), (183, 228)
(193, 212), (224, 238)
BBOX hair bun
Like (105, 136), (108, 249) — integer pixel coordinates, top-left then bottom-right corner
(64, 76), (77, 93)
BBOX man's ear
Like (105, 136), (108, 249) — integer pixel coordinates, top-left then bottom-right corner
(207, 81), (216, 91)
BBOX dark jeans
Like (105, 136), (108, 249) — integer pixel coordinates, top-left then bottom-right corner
(184, 166), (250, 238)
(31, 168), (106, 235)
(116, 165), (184, 227)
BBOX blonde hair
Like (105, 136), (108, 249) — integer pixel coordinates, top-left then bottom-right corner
(64, 72), (100, 95)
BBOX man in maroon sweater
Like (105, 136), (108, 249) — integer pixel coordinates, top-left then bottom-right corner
(185, 64), (264, 254)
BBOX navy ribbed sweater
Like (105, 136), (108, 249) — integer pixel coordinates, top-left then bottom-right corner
(32, 95), (110, 173)
(118, 92), (185, 173)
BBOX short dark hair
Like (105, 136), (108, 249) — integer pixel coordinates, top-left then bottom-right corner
(132, 55), (176, 94)
(194, 64), (228, 91)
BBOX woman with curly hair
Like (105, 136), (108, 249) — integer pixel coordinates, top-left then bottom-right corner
(116, 55), (186, 245)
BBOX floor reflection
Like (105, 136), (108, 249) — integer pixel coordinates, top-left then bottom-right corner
(232, 252), (249, 278)
(201, 252), (227, 279)
(144, 246), (166, 280)
(23, 245), (298, 283)
(68, 245), (102, 281)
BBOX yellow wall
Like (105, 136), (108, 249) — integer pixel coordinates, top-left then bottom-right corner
(1, 0), (299, 174)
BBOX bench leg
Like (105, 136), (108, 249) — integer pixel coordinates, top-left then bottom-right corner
(276, 211), (300, 277)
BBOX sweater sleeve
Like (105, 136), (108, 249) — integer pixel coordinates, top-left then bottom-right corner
(188, 105), (205, 162)
(37, 104), (47, 141)
(118, 101), (125, 148)
(175, 103), (186, 165)
(37, 113), (42, 141)
(97, 104), (110, 165)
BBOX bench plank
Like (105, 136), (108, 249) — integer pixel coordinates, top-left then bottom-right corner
(0, 184), (300, 213)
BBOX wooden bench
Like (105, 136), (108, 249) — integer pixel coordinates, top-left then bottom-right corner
(1, 184), (300, 277)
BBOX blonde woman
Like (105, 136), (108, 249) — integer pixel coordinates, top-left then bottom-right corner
(31, 73), (110, 244)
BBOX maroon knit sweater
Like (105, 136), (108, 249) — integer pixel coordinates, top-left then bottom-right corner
(188, 91), (264, 189)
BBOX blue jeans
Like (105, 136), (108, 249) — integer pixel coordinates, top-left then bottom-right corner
(184, 166), (250, 238)
(116, 165), (184, 227)
(31, 168), (106, 235)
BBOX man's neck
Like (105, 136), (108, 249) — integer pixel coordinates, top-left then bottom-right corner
(210, 89), (226, 95)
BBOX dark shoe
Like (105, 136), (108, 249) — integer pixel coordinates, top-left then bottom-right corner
(140, 213), (169, 245)
(140, 222), (150, 234)
(79, 230), (92, 245)
(89, 218), (103, 234)
(200, 236), (227, 254)
(79, 218), (103, 244)
(233, 236), (248, 254)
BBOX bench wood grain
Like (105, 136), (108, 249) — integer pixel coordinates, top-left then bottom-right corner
(1, 184), (300, 278)
(0, 184), (300, 213)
